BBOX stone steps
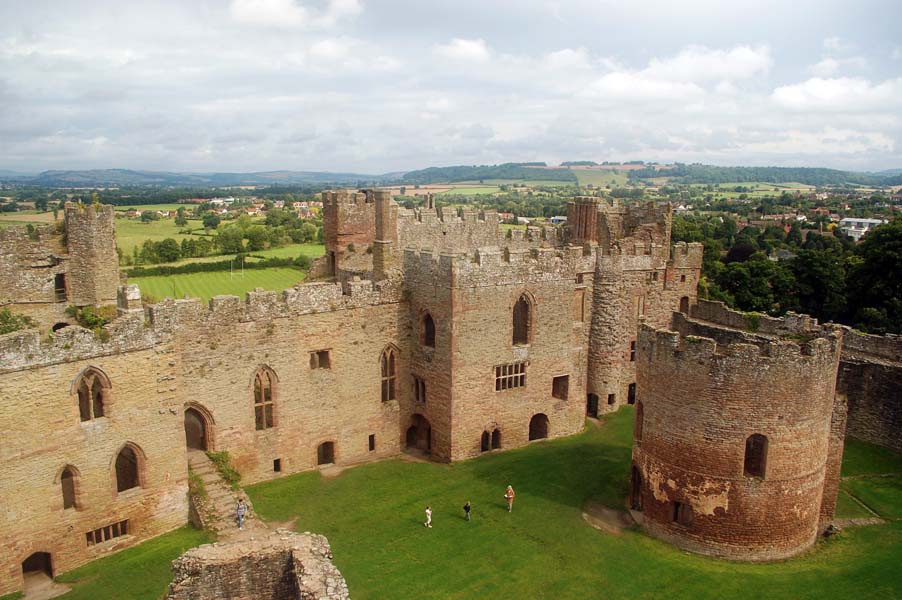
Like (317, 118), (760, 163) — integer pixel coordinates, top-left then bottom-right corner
(187, 451), (262, 538)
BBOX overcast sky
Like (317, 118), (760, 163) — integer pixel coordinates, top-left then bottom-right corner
(1, 0), (901, 174)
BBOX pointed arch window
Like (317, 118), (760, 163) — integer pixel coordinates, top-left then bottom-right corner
(254, 367), (276, 430)
(61, 466), (78, 509)
(381, 347), (397, 402)
(513, 294), (532, 346)
(421, 312), (436, 348)
(744, 434), (768, 478)
(76, 367), (110, 421)
(115, 445), (143, 493)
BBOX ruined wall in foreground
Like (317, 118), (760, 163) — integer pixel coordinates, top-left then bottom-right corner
(165, 530), (349, 600)
(838, 330), (902, 453)
(633, 313), (843, 561)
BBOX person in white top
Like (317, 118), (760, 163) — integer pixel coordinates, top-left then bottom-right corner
(424, 506), (433, 528)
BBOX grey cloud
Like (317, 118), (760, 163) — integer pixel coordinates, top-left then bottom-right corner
(0, 0), (900, 172)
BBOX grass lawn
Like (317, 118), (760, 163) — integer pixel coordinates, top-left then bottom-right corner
(573, 169), (629, 188)
(841, 438), (902, 477)
(115, 218), (197, 255)
(114, 203), (194, 212)
(437, 187), (500, 195)
(244, 409), (902, 600)
(844, 477), (902, 519)
(53, 527), (211, 600)
(132, 267), (306, 302)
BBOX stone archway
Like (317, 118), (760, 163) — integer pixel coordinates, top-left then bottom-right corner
(184, 407), (209, 451)
(528, 413), (549, 441)
(405, 414), (432, 453)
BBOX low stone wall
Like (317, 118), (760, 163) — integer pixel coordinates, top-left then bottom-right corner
(165, 530), (349, 600)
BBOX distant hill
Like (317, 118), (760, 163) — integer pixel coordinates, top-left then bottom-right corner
(0, 169), (35, 177)
(7, 169), (394, 187)
(560, 161), (599, 166)
(402, 163), (577, 185)
(628, 164), (886, 186)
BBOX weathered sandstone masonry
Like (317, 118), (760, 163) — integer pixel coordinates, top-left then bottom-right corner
(632, 301), (845, 561)
(165, 530), (349, 600)
(838, 330), (902, 453)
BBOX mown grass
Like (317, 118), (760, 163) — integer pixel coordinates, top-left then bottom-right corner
(132, 267), (305, 302)
(437, 186), (500, 195)
(845, 478), (902, 519)
(115, 218), (198, 254)
(246, 409), (902, 600)
(841, 438), (902, 477)
(53, 526), (211, 600)
(573, 169), (629, 187)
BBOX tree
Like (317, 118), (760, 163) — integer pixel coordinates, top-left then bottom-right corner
(174, 207), (188, 227)
(34, 197), (49, 212)
(202, 213), (221, 229)
(155, 238), (181, 263)
(140, 210), (160, 222)
(791, 249), (847, 323)
(846, 218), (902, 333)
(786, 222), (803, 246)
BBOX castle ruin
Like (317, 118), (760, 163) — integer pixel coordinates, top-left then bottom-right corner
(0, 193), (899, 595)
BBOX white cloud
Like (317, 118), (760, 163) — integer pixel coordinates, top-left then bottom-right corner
(772, 77), (902, 112)
(642, 44), (772, 82)
(823, 36), (853, 53)
(810, 56), (867, 76)
(893, 47), (902, 61)
(434, 38), (490, 62)
(229, 0), (362, 29)
(742, 128), (893, 155)
(584, 71), (703, 101)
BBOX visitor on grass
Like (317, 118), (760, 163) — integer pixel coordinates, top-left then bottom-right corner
(505, 485), (515, 512)
(464, 500), (472, 521)
(236, 499), (248, 530)
(424, 506), (433, 528)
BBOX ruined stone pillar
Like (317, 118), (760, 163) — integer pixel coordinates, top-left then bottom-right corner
(373, 190), (399, 280)
(566, 196), (600, 245)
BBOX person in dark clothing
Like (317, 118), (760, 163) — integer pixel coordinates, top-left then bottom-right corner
(463, 500), (472, 521)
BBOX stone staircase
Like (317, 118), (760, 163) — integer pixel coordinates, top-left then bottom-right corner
(187, 449), (264, 539)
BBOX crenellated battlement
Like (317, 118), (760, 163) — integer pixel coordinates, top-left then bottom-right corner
(688, 299), (823, 336)
(1, 276), (403, 373)
(321, 190), (374, 206)
(640, 322), (841, 364)
(402, 245), (594, 288)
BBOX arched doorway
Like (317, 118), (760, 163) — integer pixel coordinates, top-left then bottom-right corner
(317, 441), (335, 465)
(491, 428), (501, 449)
(184, 408), (208, 450)
(22, 552), (53, 590)
(528, 414), (549, 441)
(586, 393), (599, 418)
(405, 414), (432, 453)
(630, 465), (643, 511)
(481, 431), (490, 452)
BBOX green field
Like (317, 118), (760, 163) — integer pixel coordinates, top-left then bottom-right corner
(115, 217), (199, 254)
(242, 409), (902, 600)
(114, 203), (194, 212)
(12, 409), (902, 600)
(573, 169), (629, 188)
(132, 267), (306, 302)
(437, 186), (500, 195)
(157, 243), (325, 267)
(51, 527), (210, 600)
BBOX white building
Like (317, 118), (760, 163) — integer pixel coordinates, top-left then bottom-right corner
(839, 218), (887, 241)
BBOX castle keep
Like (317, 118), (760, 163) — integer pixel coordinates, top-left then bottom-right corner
(0, 193), (898, 594)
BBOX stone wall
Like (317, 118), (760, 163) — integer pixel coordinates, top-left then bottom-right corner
(0, 223), (67, 306)
(165, 530), (349, 600)
(0, 327), (186, 596)
(632, 313), (844, 561)
(64, 203), (120, 307)
(838, 330), (902, 452)
(321, 190), (376, 276)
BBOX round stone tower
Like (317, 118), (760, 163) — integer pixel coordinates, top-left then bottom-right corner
(631, 309), (844, 561)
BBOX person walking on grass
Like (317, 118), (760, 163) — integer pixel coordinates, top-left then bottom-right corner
(504, 485), (515, 512)
(463, 500), (472, 521)
(424, 506), (433, 528)
(236, 499), (248, 530)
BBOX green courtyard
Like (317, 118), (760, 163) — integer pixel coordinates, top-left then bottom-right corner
(16, 408), (902, 600)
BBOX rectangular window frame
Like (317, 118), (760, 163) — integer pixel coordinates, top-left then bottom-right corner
(309, 349), (332, 370)
(495, 362), (527, 391)
(551, 375), (569, 400)
(414, 376), (426, 403)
